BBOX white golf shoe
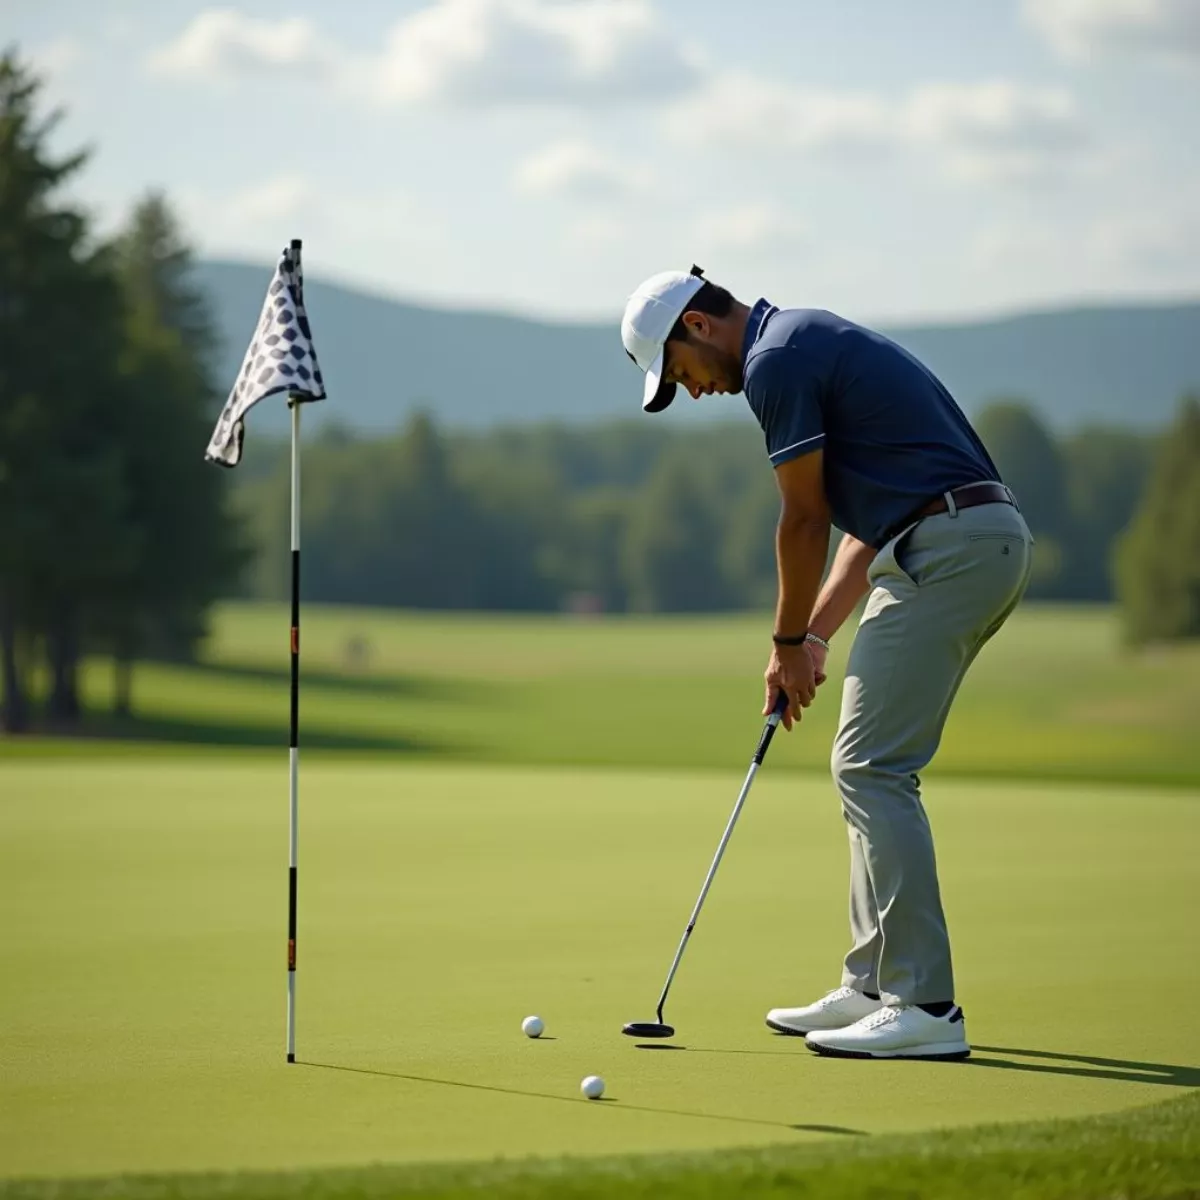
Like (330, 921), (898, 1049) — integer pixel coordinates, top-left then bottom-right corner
(804, 1003), (970, 1060)
(765, 986), (883, 1036)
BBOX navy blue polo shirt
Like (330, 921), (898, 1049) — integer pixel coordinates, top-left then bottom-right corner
(742, 300), (1001, 548)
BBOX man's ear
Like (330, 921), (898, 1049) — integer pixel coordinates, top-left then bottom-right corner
(682, 310), (710, 340)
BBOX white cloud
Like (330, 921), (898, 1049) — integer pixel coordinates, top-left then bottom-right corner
(226, 175), (315, 224)
(173, 175), (318, 252)
(146, 9), (339, 79)
(375, 0), (701, 106)
(970, 204), (1200, 289)
(1085, 210), (1200, 279)
(513, 140), (652, 200)
(691, 201), (807, 255)
(195, 174), (442, 264)
(665, 75), (1088, 184)
(663, 73), (891, 155)
(1023, 0), (1200, 63)
(148, 1), (701, 107)
(904, 82), (1086, 182)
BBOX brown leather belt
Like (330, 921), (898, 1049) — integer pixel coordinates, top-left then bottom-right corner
(916, 480), (1016, 522)
(885, 480), (1017, 545)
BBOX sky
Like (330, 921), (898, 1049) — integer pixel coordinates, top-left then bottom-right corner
(9, 0), (1200, 325)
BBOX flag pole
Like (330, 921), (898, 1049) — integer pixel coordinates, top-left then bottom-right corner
(203, 234), (323, 1064)
(286, 237), (303, 1065)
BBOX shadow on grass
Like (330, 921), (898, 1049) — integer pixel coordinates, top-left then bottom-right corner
(298, 1061), (865, 1136)
(968, 1045), (1200, 1087)
(75, 712), (448, 755)
(191, 660), (470, 704)
(640, 1045), (815, 1059)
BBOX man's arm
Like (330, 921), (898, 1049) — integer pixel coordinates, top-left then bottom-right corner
(764, 448), (831, 727)
(808, 532), (876, 644)
(773, 448), (832, 639)
(745, 349), (831, 726)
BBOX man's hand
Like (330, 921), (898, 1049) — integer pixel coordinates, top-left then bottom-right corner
(764, 642), (819, 731)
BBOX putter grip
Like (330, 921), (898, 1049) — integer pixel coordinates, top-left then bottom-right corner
(753, 691), (789, 764)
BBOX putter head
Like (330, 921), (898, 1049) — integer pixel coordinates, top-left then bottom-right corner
(622, 1021), (675, 1039)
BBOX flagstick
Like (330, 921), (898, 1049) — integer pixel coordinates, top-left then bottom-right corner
(286, 388), (301, 1064)
(204, 235), (320, 1063)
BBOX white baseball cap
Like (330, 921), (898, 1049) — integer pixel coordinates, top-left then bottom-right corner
(621, 266), (707, 413)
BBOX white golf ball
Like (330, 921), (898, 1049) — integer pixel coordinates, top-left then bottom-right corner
(580, 1075), (605, 1100)
(521, 1015), (544, 1038)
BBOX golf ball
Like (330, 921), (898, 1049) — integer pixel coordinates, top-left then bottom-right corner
(580, 1075), (605, 1100)
(521, 1015), (544, 1038)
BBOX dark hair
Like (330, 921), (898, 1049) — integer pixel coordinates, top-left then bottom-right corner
(666, 280), (735, 343)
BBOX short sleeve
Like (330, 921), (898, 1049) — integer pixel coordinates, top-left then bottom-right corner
(745, 348), (825, 467)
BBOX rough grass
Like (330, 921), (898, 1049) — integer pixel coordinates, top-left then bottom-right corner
(2, 1091), (1196, 1199)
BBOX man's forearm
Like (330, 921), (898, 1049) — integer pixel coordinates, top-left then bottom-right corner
(808, 532), (876, 642)
(774, 508), (832, 637)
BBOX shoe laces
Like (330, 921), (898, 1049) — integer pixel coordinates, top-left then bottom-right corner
(859, 1004), (904, 1030)
(819, 987), (861, 1007)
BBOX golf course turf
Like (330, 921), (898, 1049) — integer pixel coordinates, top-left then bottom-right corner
(2, 605), (1197, 1195)
(2, 762), (1197, 1183)
(2, 1092), (1195, 1199)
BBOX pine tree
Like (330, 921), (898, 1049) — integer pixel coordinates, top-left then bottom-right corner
(0, 52), (135, 729)
(105, 194), (248, 712)
(1115, 397), (1200, 643)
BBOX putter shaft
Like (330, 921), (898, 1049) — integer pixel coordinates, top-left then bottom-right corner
(651, 692), (788, 1024)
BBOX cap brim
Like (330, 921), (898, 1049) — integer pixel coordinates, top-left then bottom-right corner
(641, 349), (676, 413)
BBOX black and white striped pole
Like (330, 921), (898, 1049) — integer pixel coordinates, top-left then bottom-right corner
(286, 386), (301, 1064)
(286, 239), (304, 1065)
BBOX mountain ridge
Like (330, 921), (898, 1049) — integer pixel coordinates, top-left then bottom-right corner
(194, 259), (1200, 434)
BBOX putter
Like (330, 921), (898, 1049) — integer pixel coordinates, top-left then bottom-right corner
(622, 689), (791, 1040)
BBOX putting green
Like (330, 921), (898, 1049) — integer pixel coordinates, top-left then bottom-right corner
(1, 760), (1197, 1180)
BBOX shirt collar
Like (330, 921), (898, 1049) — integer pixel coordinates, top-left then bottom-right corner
(741, 298), (776, 366)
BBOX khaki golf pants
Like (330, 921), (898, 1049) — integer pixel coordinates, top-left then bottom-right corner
(834, 500), (1033, 1006)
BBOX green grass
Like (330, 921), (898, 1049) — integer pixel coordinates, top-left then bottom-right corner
(2, 760), (1197, 1187)
(3, 1091), (1196, 1199)
(4, 605), (1198, 1194)
(6, 602), (1200, 785)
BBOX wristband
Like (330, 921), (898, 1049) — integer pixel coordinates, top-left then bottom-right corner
(772, 632), (808, 646)
(805, 632), (831, 652)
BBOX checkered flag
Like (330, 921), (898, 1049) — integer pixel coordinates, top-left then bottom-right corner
(206, 242), (326, 468)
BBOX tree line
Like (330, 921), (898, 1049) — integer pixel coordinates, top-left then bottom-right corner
(2, 46), (1198, 735)
(0, 54), (245, 731)
(234, 399), (1196, 632)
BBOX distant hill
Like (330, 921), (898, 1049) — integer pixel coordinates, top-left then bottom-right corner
(194, 260), (1200, 434)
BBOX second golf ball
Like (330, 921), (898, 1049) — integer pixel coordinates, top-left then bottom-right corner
(580, 1075), (605, 1100)
(521, 1015), (544, 1038)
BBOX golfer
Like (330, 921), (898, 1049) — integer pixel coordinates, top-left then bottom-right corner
(620, 267), (1033, 1060)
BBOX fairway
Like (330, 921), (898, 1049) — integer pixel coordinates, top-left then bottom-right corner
(10, 603), (1198, 788)
(2, 758), (1197, 1180)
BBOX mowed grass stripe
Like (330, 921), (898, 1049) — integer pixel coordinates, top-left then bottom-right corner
(2, 762), (1197, 1180)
